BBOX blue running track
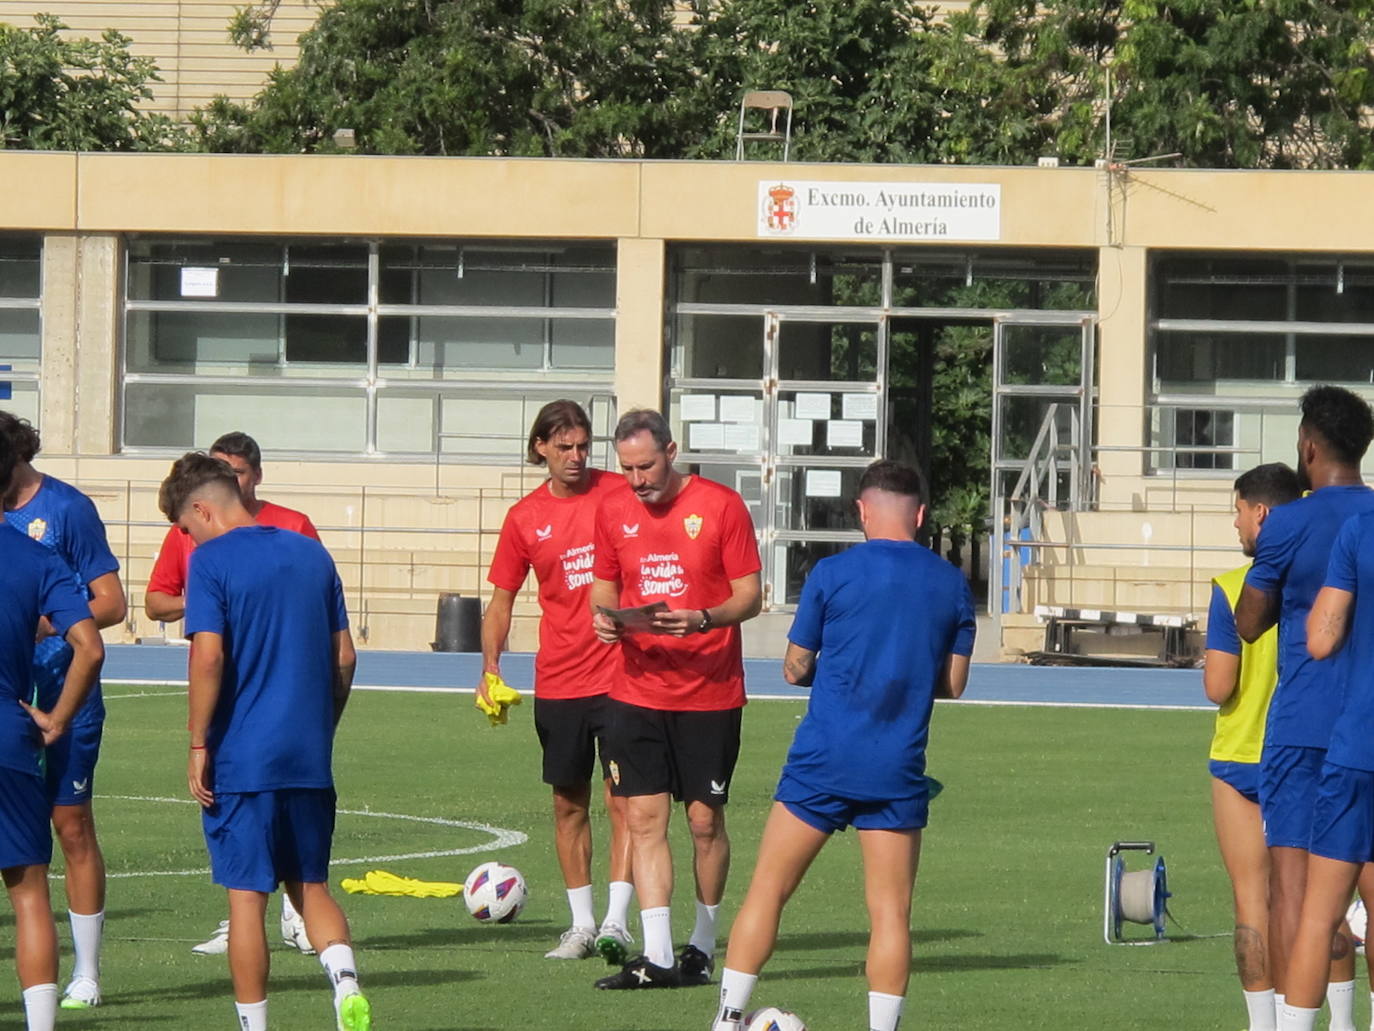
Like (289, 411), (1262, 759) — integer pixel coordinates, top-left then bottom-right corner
(103, 645), (1207, 710)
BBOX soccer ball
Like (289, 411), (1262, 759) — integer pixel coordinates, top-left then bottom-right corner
(462, 861), (527, 924)
(1348, 898), (1367, 951)
(744, 1007), (808, 1031)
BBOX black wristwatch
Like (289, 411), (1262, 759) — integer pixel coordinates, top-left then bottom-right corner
(698, 608), (714, 633)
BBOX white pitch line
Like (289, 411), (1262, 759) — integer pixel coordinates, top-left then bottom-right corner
(96, 794), (527, 879)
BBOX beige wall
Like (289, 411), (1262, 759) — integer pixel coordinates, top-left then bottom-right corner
(8, 151), (1374, 645)
(0, 1), (320, 118)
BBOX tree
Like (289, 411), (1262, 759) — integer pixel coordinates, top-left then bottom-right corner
(0, 14), (183, 150)
(192, 0), (696, 156)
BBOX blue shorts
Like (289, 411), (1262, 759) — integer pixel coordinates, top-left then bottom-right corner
(202, 788), (336, 893)
(1310, 763), (1374, 865)
(1210, 759), (1260, 805)
(1260, 744), (1327, 849)
(775, 770), (928, 834)
(0, 767), (53, 870)
(46, 720), (101, 807)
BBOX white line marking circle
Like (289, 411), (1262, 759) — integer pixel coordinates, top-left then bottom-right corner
(97, 794), (528, 879)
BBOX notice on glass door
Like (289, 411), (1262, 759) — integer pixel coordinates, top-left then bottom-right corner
(805, 470), (843, 498)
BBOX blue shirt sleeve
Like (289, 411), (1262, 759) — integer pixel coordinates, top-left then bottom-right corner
(39, 550), (96, 638)
(184, 549), (227, 638)
(1205, 583), (1241, 654)
(59, 491), (120, 588)
(1246, 504), (1297, 594)
(1325, 514), (1362, 594)
(787, 562), (826, 653)
(951, 578), (977, 657)
(328, 568), (349, 634)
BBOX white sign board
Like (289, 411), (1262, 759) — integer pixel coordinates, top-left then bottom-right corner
(180, 267), (219, 298)
(759, 181), (1001, 242)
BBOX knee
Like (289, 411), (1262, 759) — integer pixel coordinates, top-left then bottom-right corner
(52, 813), (96, 856)
(686, 808), (726, 846)
(551, 792), (591, 826)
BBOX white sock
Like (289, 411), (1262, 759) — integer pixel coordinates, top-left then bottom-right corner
(21, 983), (57, 1031)
(869, 991), (905, 1031)
(566, 884), (595, 931)
(640, 906), (673, 968)
(1275, 994), (1285, 1021)
(602, 880), (634, 930)
(712, 968), (758, 1030)
(1243, 988), (1277, 1031)
(689, 900), (720, 957)
(318, 943), (360, 1003)
(280, 893), (298, 922)
(234, 999), (267, 1031)
(1369, 993), (1374, 1031)
(1278, 1003), (1318, 1031)
(68, 910), (103, 982)
(1329, 980), (1357, 1031)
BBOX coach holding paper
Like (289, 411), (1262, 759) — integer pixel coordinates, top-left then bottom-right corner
(589, 409), (762, 991)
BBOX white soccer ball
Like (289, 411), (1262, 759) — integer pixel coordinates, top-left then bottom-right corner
(462, 861), (527, 924)
(744, 1007), (808, 1031)
(1348, 898), (1367, 950)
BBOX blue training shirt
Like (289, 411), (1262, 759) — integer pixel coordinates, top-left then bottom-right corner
(184, 525), (349, 794)
(1246, 484), (1374, 749)
(0, 525), (95, 777)
(781, 539), (976, 801)
(1320, 512), (1374, 772)
(4, 475), (119, 725)
(1206, 583), (1241, 656)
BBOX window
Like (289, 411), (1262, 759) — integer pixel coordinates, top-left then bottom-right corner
(122, 238), (616, 456)
(1172, 409), (1235, 471)
(0, 236), (41, 427)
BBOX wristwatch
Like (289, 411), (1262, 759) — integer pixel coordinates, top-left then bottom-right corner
(698, 608), (714, 633)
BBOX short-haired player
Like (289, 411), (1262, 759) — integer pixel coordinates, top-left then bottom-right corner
(0, 428), (105, 1031)
(0, 411), (126, 1009)
(710, 460), (973, 1031)
(160, 453), (369, 1031)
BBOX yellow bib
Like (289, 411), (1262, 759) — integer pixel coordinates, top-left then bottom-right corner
(1210, 564), (1278, 764)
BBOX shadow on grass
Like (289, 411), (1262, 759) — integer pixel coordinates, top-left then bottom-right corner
(104, 966), (481, 1007)
(774, 951), (1071, 980)
(775, 927), (980, 951)
(362, 920), (558, 950)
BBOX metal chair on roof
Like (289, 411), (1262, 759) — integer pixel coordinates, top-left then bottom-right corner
(735, 90), (793, 161)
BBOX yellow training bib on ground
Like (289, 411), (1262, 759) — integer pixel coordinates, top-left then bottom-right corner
(1209, 563), (1278, 764)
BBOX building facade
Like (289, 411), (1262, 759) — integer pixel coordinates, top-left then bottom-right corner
(3, 151), (1367, 653)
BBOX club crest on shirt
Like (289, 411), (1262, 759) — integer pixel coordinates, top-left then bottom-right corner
(534, 524), (553, 542)
(26, 518), (47, 542)
(608, 760), (621, 786)
(683, 514), (703, 540)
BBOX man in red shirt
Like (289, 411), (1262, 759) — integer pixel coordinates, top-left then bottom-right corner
(481, 400), (635, 962)
(589, 409), (762, 990)
(141, 431), (319, 957)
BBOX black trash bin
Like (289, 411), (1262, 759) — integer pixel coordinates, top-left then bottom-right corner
(433, 593), (481, 652)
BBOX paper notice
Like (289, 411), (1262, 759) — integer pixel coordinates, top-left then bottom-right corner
(794, 392), (831, 420)
(688, 422), (725, 450)
(680, 394), (717, 421)
(719, 395), (758, 423)
(826, 420), (864, 448)
(805, 470), (843, 498)
(777, 418), (814, 447)
(842, 393), (879, 420)
(722, 423), (760, 451)
(180, 267), (219, 298)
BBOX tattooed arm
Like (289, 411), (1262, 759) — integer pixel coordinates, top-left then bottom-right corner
(1307, 586), (1354, 660)
(782, 642), (816, 687)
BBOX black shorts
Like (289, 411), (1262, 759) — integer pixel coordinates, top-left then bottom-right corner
(534, 695), (615, 788)
(603, 699), (742, 805)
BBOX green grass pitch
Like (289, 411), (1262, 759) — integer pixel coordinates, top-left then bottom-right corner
(18, 684), (1308, 1029)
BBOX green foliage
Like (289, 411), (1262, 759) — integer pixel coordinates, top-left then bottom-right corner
(227, 2), (284, 53)
(191, 0), (696, 156)
(0, 14), (184, 150)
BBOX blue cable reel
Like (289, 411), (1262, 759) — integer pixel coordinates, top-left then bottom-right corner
(1103, 841), (1171, 945)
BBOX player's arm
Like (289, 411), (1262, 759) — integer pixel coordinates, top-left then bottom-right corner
(654, 572), (764, 637)
(590, 576), (624, 642)
(145, 590), (184, 623)
(782, 642), (816, 687)
(478, 586), (518, 705)
(24, 618), (104, 746)
(187, 630), (224, 808)
(332, 629), (358, 725)
(1203, 650), (1241, 704)
(86, 570), (127, 629)
(1307, 586), (1354, 660)
(1234, 584), (1279, 643)
(936, 653), (971, 700)
(145, 525), (189, 622)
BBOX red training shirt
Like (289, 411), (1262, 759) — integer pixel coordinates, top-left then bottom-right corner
(487, 470), (624, 700)
(593, 475), (761, 712)
(146, 500), (320, 597)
